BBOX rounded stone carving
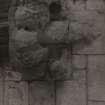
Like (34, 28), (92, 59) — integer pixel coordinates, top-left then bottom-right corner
(9, 0), (102, 80)
(8, 0), (72, 80)
(9, 0), (50, 80)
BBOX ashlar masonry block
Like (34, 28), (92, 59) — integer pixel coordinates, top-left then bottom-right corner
(87, 0), (105, 11)
(30, 81), (55, 105)
(4, 81), (28, 105)
(0, 68), (4, 105)
(88, 56), (105, 101)
(66, 0), (105, 54)
(56, 71), (86, 105)
(72, 55), (87, 70)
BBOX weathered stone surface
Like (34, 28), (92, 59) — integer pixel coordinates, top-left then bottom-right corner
(0, 68), (4, 79)
(38, 20), (69, 44)
(10, 30), (49, 80)
(9, 1), (50, 80)
(88, 56), (105, 101)
(72, 32), (105, 54)
(56, 71), (86, 105)
(13, 29), (38, 47)
(87, 0), (105, 11)
(5, 71), (22, 81)
(30, 81), (54, 105)
(15, 1), (50, 31)
(4, 81), (28, 105)
(88, 101), (105, 105)
(0, 81), (3, 105)
(9, 0), (70, 80)
(49, 49), (72, 80)
(0, 68), (4, 105)
(21, 62), (48, 80)
(72, 55), (87, 69)
(64, 0), (105, 54)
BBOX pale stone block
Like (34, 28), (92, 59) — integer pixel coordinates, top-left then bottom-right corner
(56, 71), (86, 105)
(88, 56), (105, 101)
(30, 81), (55, 105)
(4, 81), (28, 105)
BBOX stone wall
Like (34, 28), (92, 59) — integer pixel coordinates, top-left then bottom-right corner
(0, 0), (105, 105)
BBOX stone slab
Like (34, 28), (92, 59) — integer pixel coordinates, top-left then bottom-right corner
(29, 81), (55, 105)
(88, 56), (105, 101)
(0, 68), (4, 105)
(4, 81), (28, 105)
(56, 71), (86, 105)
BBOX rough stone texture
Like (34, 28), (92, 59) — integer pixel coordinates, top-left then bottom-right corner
(39, 20), (69, 43)
(5, 71), (22, 81)
(73, 33), (105, 54)
(7, 0), (105, 81)
(0, 68), (4, 105)
(9, 0), (73, 80)
(9, 0), (49, 80)
(88, 101), (105, 105)
(56, 71), (86, 105)
(10, 29), (49, 80)
(4, 81), (28, 105)
(72, 55), (87, 70)
(6, 0), (105, 105)
(87, 0), (105, 11)
(0, 81), (3, 105)
(21, 62), (48, 80)
(68, 0), (105, 54)
(88, 56), (105, 101)
(15, 2), (50, 31)
(30, 81), (55, 105)
(49, 49), (72, 80)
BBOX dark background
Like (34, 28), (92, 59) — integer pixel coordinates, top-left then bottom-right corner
(0, 0), (10, 64)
